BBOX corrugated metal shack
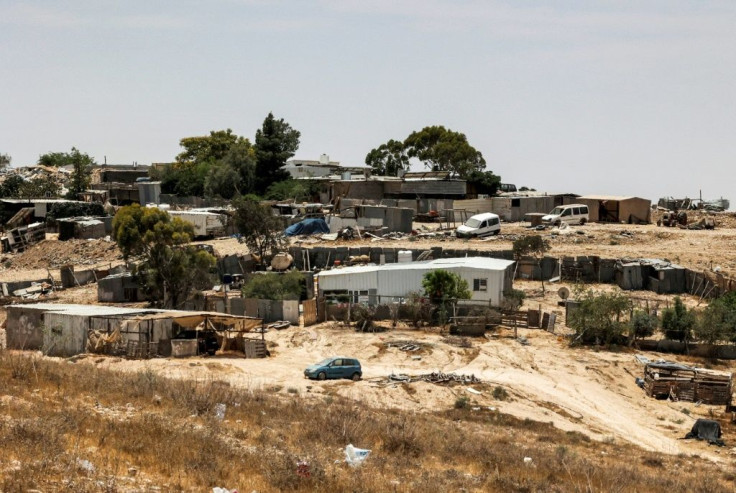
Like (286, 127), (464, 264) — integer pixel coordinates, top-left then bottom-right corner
(644, 362), (732, 405)
(97, 272), (142, 302)
(57, 216), (110, 240)
(572, 196), (651, 224)
(317, 257), (515, 306)
(4, 303), (262, 357)
(138, 181), (162, 205)
(452, 195), (556, 222)
(615, 259), (687, 293)
(167, 210), (227, 238)
(354, 205), (414, 233)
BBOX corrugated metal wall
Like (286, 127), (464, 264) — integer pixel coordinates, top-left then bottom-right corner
(43, 313), (87, 357)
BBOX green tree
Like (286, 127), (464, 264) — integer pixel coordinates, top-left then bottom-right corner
(422, 269), (471, 324)
(17, 175), (61, 198)
(694, 292), (736, 345)
(629, 310), (658, 342)
(112, 204), (216, 308)
(695, 303), (730, 346)
(0, 175), (24, 198)
(65, 147), (95, 199)
(242, 271), (303, 300)
(466, 169), (502, 196)
(568, 290), (632, 345)
(365, 139), (409, 176)
(164, 129), (251, 197)
(0, 153), (10, 170)
(254, 112), (300, 194)
(661, 297), (696, 343)
(232, 195), (285, 266)
(403, 126), (485, 178)
(502, 288), (527, 338)
(204, 161), (241, 199)
(176, 129), (244, 165)
(512, 235), (551, 293)
(219, 140), (257, 196)
(264, 179), (322, 202)
(38, 151), (70, 167)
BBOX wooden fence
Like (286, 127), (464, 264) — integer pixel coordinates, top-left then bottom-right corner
(303, 298), (317, 326)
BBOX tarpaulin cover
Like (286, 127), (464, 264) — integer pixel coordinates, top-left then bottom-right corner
(684, 419), (724, 446)
(284, 218), (330, 237)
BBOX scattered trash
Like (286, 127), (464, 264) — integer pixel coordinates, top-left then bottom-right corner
(523, 457), (533, 464)
(267, 321), (291, 330)
(466, 387), (482, 395)
(388, 372), (481, 384)
(635, 377), (645, 388)
(76, 459), (95, 473)
(296, 460), (311, 478)
(345, 444), (371, 467)
(212, 488), (237, 493)
(635, 355), (651, 365)
(214, 403), (226, 421)
(411, 355), (422, 361)
(517, 336), (530, 346)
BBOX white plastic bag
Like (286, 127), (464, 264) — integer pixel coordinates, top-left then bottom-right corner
(344, 444), (371, 467)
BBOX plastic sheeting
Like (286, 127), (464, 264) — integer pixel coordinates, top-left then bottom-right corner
(684, 419), (724, 446)
(284, 218), (330, 237)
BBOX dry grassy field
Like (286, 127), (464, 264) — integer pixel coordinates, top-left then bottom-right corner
(2, 219), (736, 491)
(0, 349), (733, 492)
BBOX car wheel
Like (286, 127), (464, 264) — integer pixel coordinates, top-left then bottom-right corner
(554, 220), (561, 227)
(351, 372), (361, 382)
(317, 372), (327, 381)
(580, 218), (587, 225)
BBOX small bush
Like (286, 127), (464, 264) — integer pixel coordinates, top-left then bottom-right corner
(454, 396), (470, 409)
(492, 386), (509, 401)
(242, 270), (304, 300)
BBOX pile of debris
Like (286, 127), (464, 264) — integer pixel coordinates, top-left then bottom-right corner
(2, 238), (121, 270)
(642, 361), (732, 405)
(388, 372), (481, 384)
(386, 340), (423, 352)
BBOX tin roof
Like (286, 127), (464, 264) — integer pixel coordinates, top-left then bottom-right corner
(317, 257), (514, 278)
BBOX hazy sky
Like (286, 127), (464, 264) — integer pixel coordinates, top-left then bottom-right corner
(1, 1), (734, 202)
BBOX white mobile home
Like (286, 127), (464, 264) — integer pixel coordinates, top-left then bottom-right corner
(317, 257), (515, 306)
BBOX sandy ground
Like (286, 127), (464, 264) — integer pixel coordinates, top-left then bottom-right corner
(4, 219), (736, 464)
(71, 323), (735, 464)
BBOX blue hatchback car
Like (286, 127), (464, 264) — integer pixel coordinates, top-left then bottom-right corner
(304, 357), (362, 381)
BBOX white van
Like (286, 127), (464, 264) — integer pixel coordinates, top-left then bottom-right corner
(542, 204), (589, 226)
(456, 212), (501, 238)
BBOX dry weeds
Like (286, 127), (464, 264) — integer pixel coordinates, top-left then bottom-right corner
(0, 349), (732, 492)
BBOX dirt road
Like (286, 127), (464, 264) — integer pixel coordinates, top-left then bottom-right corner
(81, 324), (734, 462)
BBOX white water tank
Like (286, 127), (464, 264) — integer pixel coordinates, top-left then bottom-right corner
(398, 250), (413, 263)
(319, 153), (330, 164)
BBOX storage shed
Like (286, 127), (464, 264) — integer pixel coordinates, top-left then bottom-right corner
(573, 196), (651, 224)
(167, 210), (227, 238)
(451, 196), (556, 222)
(5, 303), (262, 357)
(317, 257), (515, 306)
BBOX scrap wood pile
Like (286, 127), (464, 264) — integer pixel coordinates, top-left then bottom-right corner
(643, 362), (732, 405)
(388, 372), (481, 385)
(386, 340), (423, 351)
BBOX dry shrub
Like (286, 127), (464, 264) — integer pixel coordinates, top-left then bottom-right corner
(0, 352), (733, 492)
